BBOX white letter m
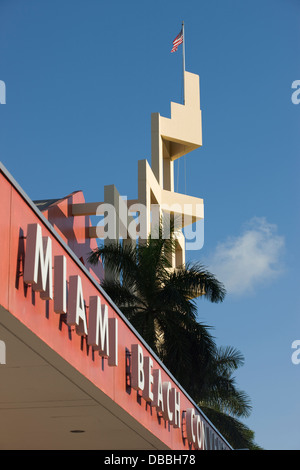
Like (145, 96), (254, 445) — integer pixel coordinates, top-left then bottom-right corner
(23, 224), (53, 300)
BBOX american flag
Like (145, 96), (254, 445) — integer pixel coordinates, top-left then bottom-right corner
(171, 29), (183, 53)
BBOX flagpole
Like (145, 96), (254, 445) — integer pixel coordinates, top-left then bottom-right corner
(182, 20), (185, 104)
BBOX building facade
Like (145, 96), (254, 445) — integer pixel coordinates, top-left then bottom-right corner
(0, 71), (232, 450)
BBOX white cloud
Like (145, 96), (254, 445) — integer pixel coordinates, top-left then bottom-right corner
(207, 217), (285, 296)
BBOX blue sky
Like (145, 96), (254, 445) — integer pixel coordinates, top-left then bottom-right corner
(0, 0), (299, 450)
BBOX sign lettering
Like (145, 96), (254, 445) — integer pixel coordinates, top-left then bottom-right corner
(22, 223), (229, 450)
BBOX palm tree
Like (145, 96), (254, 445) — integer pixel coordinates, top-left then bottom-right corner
(88, 230), (260, 449)
(88, 229), (225, 359)
(196, 346), (262, 449)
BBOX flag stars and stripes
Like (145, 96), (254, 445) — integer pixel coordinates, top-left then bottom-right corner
(171, 29), (183, 53)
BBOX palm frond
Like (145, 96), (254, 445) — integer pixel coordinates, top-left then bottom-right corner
(100, 279), (143, 310)
(198, 405), (262, 450)
(215, 346), (245, 372)
(88, 242), (138, 285)
(166, 262), (226, 303)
